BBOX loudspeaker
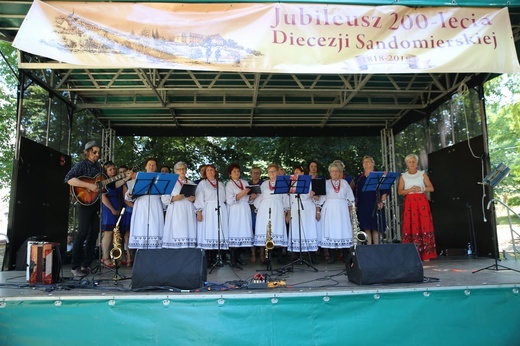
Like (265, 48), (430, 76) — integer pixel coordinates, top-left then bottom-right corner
(132, 248), (207, 290)
(346, 243), (424, 285)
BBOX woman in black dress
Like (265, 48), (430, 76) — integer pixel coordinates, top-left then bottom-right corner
(352, 156), (389, 245)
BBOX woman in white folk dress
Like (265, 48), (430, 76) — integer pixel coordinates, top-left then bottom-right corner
(225, 163), (255, 268)
(161, 161), (197, 249)
(254, 163), (289, 264)
(195, 164), (229, 265)
(288, 165), (320, 263)
(320, 162), (355, 264)
(126, 158), (165, 249)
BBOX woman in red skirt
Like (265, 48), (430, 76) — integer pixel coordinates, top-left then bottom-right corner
(398, 154), (437, 261)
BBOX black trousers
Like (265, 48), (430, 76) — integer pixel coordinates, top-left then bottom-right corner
(71, 203), (100, 270)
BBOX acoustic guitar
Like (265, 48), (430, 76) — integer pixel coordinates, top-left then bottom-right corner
(70, 166), (138, 206)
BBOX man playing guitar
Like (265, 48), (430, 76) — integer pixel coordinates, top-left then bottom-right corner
(65, 140), (130, 277)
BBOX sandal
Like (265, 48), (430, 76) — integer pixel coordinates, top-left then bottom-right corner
(101, 258), (115, 268)
(323, 249), (330, 261)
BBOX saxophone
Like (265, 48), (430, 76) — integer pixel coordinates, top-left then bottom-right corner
(348, 200), (367, 246)
(265, 207), (274, 259)
(110, 209), (125, 261)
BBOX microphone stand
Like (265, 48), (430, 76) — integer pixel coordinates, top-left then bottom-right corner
(371, 174), (386, 244)
(466, 202), (478, 258)
(373, 185), (383, 244)
(209, 176), (225, 273)
(279, 193), (317, 272)
(92, 161), (106, 275)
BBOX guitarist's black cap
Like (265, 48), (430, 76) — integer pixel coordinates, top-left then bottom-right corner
(84, 140), (99, 151)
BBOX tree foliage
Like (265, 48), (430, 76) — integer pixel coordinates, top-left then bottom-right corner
(0, 42), (18, 190)
(111, 136), (384, 182)
(484, 73), (520, 201)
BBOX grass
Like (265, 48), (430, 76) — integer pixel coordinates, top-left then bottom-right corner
(496, 215), (520, 226)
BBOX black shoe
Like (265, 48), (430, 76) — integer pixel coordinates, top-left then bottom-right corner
(327, 249), (336, 264)
(342, 249), (351, 263)
(276, 250), (285, 264)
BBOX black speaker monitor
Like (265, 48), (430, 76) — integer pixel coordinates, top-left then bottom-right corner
(346, 243), (424, 285)
(132, 248), (207, 290)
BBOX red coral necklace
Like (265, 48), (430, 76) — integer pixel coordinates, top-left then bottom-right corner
(331, 180), (341, 193)
(233, 179), (244, 190)
(208, 179), (218, 189)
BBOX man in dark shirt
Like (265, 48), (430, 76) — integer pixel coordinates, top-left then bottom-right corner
(65, 140), (103, 277)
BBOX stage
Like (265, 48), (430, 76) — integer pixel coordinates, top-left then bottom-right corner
(1, 250), (520, 345)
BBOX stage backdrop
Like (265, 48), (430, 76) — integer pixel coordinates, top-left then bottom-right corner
(4, 137), (71, 270)
(13, 1), (520, 73)
(428, 135), (495, 257)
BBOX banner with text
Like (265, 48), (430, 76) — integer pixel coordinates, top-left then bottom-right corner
(13, 0), (520, 73)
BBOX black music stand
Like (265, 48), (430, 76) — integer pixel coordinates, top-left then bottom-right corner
(362, 171), (399, 243)
(132, 172), (177, 249)
(474, 163), (520, 274)
(482, 163), (510, 188)
(276, 175), (318, 273)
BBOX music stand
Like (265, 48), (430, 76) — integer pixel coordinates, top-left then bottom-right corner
(362, 171), (399, 244)
(474, 163), (520, 274)
(482, 163), (510, 188)
(276, 175), (318, 272)
(132, 172), (178, 198)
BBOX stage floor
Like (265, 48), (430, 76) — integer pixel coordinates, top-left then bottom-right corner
(1, 251), (520, 298)
(2, 250), (520, 345)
